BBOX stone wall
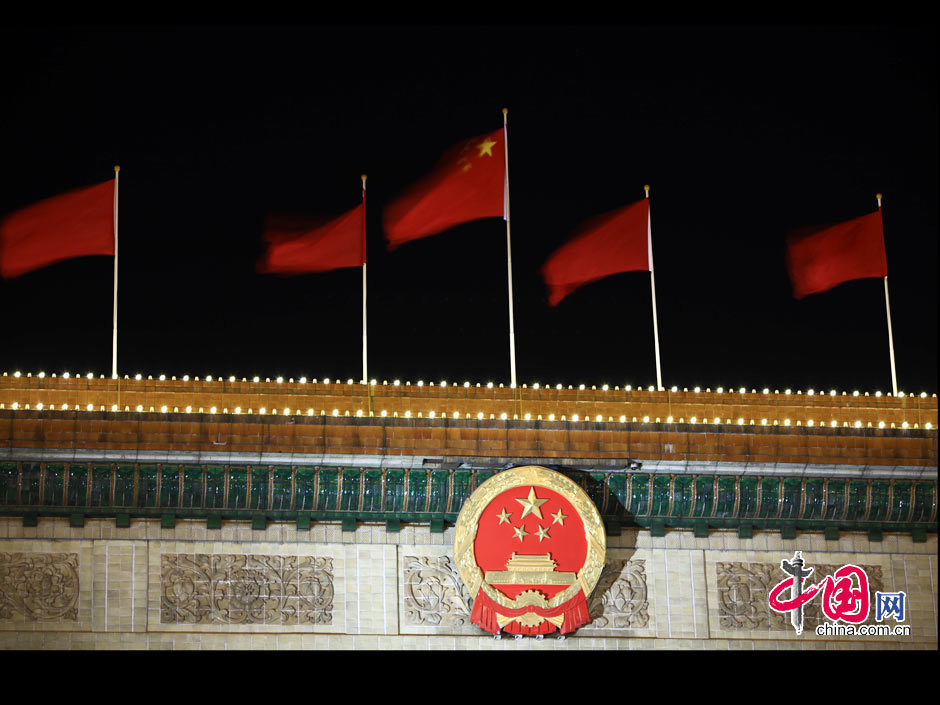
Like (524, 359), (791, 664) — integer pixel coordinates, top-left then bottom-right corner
(1, 517), (935, 650)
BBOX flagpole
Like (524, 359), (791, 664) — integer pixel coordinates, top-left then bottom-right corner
(112, 165), (120, 380)
(503, 107), (517, 387)
(877, 193), (898, 396)
(362, 174), (368, 385)
(645, 185), (663, 391)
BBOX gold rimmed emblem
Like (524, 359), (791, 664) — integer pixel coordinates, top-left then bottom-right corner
(453, 465), (606, 612)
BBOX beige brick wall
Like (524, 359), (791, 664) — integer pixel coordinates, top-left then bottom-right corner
(0, 518), (935, 649)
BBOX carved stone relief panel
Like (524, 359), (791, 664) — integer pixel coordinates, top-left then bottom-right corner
(716, 561), (884, 631)
(402, 555), (473, 627)
(0, 552), (79, 622)
(585, 559), (650, 629)
(160, 553), (333, 625)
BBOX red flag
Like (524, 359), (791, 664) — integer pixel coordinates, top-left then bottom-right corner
(785, 211), (887, 299)
(384, 128), (505, 249)
(541, 199), (651, 306)
(0, 179), (115, 279)
(258, 202), (364, 274)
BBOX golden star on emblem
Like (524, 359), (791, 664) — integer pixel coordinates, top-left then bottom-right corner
(476, 137), (497, 157)
(536, 525), (551, 542)
(551, 508), (567, 526)
(496, 508), (512, 525)
(516, 487), (549, 520)
(512, 525), (528, 542)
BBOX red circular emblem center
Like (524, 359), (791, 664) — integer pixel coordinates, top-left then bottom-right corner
(473, 484), (587, 601)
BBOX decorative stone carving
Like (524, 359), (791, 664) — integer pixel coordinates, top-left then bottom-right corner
(160, 554), (333, 625)
(717, 561), (884, 631)
(403, 556), (473, 627)
(0, 552), (79, 622)
(586, 559), (649, 629)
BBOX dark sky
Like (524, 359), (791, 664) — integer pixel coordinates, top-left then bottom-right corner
(0, 26), (936, 393)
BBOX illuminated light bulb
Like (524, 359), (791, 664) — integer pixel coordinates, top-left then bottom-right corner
(925, 422), (932, 429)
(807, 420), (814, 427)
(762, 388), (769, 394)
(36, 402), (43, 410)
(902, 421), (909, 429)
(160, 405), (168, 413)
(500, 412), (507, 420)
(620, 415), (627, 423)
(807, 389), (814, 396)
(852, 390), (859, 396)
(761, 419), (767, 425)
(415, 380), (424, 387)
(716, 387), (723, 394)
(210, 407), (217, 414)
(854, 421), (862, 428)
(158, 374), (165, 381)
(11, 402), (18, 409)
(648, 386), (655, 392)
(738, 387), (745, 394)
(830, 420), (837, 427)
(452, 411), (460, 419)
(477, 412), (484, 419)
(438, 381), (446, 387)
(920, 392), (927, 398)
(206, 375), (213, 382)
(875, 391), (882, 397)
(38, 372), (45, 378)
(625, 385), (632, 391)
(572, 414), (579, 422)
(671, 386), (678, 392)
(404, 410), (411, 418)
(347, 378), (353, 385)
(533, 383), (540, 390)
(463, 381), (470, 388)
(785, 389), (791, 394)
(602, 384), (609, 391)
(331, 409), (339, 416)
(88, 373), (95, 379)
(258, 407), (266, 414)
(690, 416), (697, 424)
(556, 384), (562, 390)
(830, 390), (836, 396)
(63, 372), (70, 379)
(642, 415), (650, 423)
(784, 419), (791, 426)
(666, 416), (674, 423)
(549, 414), (555, 421)
(524, 413), (531, 420)
(13, 371), (20, 378)
(252, 376), (260, 383)
(487, 382), (494, 389)
(577, 384), (584, 391)
(714, 417), (720, 424)
(380, 410), (387, 417)
(594, 414), (602, 422)
(428, 410), (435, 419)
(878, 421), (885, 429)
(111, 404), (118, 412)
(694, 387), (701, 393)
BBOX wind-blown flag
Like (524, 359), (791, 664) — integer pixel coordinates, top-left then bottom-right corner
(785, 211), (887, 299)
(258, 203), (365, 274)
(541, 198), (651, 306)
(0, 179), (115, 278)
(384, 128), (505, 249)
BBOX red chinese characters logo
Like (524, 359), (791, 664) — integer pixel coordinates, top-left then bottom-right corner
(769, 561), (870, 625)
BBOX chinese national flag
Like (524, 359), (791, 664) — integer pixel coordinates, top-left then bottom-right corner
(383, 128), (505, 249)
(0, 179), (115, 279)
(785, 211), (887, 299)
(258, 203), (365, 274)
(541, 199), (651, 306)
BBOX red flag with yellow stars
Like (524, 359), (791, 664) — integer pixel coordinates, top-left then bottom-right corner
(383, 128), (505, 249)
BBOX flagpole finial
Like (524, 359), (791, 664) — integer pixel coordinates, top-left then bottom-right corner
(114, 165), (120, 173)
(502, 107), (508, 115)
(876, 192), (883, 207)
(361, 174), (367, 182)
(644, 184), (650, 197)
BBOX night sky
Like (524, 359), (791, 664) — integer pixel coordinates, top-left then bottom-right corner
(0, 26), (935, 394)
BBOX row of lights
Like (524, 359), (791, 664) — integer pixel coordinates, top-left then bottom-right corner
(4, 370), (937, 399)
(0, 401), (931, 430)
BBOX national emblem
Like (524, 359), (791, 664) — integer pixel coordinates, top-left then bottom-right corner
(453, 465), (606, 636)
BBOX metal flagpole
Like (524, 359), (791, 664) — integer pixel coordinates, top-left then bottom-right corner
(877, 193), (899, 397)
(362, 174), (368, 385)
(112, 165), (120, 380)
(503, 108), (517, 387)
(645, 185), (664, 391)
